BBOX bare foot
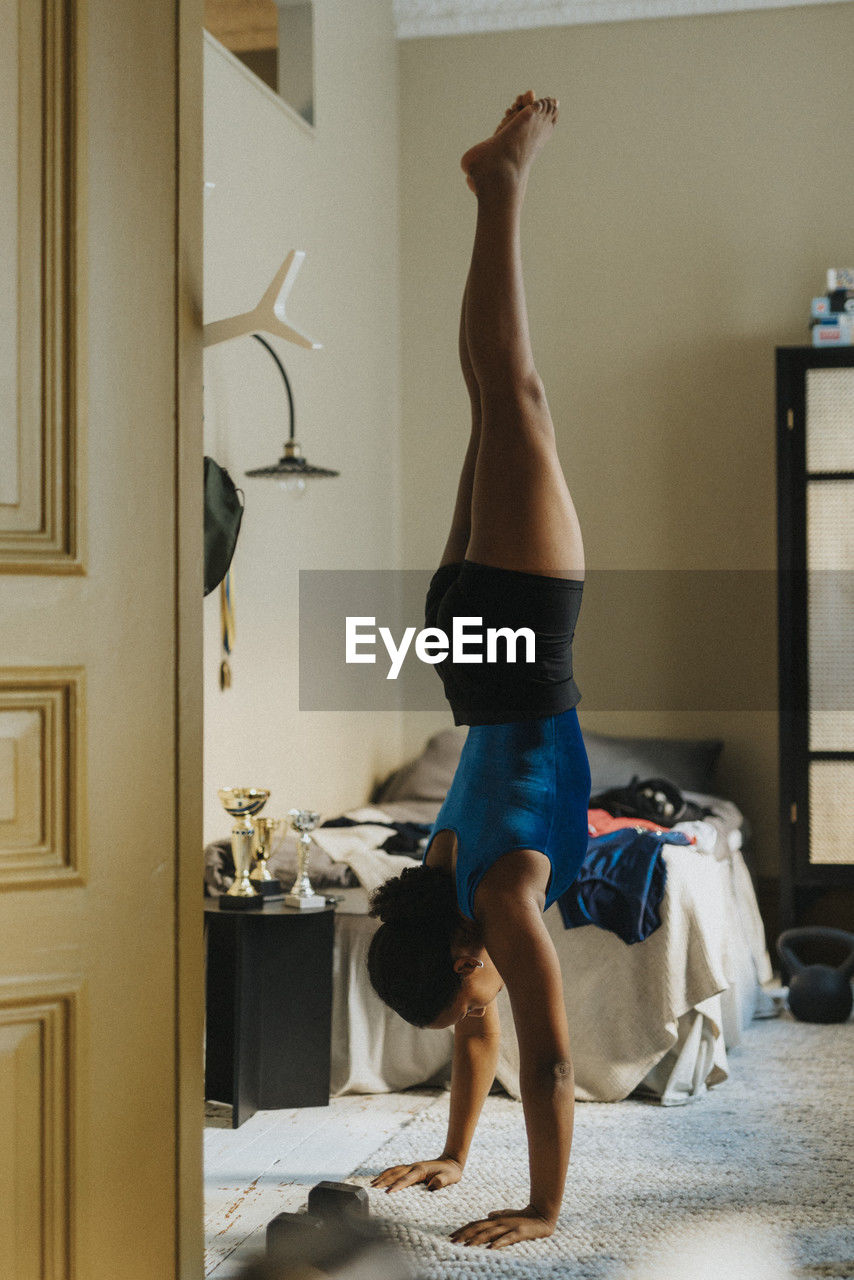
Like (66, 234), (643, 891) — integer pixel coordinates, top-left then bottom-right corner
(461, 94), (559, 195)
(495, 89), (535, 134)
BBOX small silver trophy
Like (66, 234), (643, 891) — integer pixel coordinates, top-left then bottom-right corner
(218, 787), (270, 909)
(284, 809), (327, 910)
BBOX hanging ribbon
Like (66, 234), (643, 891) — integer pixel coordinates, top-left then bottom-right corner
(219, 567), (235, 690)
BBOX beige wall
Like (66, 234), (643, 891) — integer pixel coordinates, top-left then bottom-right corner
(203, 0), (402, 843)
(397, 3), (854, 875)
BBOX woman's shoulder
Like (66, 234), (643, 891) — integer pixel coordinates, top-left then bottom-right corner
(472, 847), (551, 920)
(423, 827), (457, 875)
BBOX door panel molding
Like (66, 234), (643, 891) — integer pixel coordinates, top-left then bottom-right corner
(0, 977), (79, 1280)
(0, 0), (84, 573)
(0, 0), (204, 1267)
(0, 667), (85, 889)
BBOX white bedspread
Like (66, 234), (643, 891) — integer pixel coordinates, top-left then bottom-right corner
(494, 844), (772, 1105)
(312, 804), (774, 1105)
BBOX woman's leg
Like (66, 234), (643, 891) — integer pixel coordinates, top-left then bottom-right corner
(437, 97), (537, 569)
(437, 274), (482, 567)
(461, 95), (585, 580)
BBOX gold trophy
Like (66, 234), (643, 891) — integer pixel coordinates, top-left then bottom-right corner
(251, 817), (285, 899)
(218, 787), (270, 909)
(283, 809), (327, 911)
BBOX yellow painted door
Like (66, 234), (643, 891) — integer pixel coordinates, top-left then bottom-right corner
(0, 0), (204, 1275)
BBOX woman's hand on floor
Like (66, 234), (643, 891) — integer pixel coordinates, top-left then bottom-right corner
(370, 1157), (463, 1193)
(450, 1205), (556, 1249)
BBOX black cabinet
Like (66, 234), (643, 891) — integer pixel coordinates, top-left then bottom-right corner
(204, 900), (335, 1128)
(776, 347), (854, 931)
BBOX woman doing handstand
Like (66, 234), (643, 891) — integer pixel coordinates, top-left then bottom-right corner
(367, 91), (591, 1251)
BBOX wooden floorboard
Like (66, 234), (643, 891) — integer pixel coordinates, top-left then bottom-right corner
(204, 1090), (443, 1278)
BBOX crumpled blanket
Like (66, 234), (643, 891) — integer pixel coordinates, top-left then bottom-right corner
(321, 814), (432, 854)
(204, 807), (432, 898)
(309, 807), (423, 894)
(204, 830), (361, 896)
(497, 838), (768, 1104)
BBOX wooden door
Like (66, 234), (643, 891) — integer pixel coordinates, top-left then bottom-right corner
(0, 0), (204, 1275)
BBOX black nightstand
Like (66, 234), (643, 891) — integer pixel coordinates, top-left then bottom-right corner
(204, 899), (336, 1128)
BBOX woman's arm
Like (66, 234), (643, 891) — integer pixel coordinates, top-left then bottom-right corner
(371, 1001), (500, 1194)
(451, 881), (574, 1249)
(441, 1000), (501, 1168)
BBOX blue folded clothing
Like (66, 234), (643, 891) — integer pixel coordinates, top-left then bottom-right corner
(557, 828), (692, 944)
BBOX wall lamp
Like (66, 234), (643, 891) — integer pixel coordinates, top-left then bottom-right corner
(244, 334), (340, 492)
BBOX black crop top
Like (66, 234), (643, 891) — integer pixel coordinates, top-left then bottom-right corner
(423, 558), (584, 727)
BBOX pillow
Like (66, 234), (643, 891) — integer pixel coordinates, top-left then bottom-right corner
(583, 731), (723, 795)
(371, 727), (467, 804)
(373, 725), (722, 804)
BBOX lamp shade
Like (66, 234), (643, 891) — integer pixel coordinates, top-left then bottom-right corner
(244, 334), (339, 482)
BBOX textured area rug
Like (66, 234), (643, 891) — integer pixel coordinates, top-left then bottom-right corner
(353, 1017), (854, 1278)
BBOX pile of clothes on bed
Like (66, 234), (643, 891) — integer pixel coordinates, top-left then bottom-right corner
(205, 770), (732, 947)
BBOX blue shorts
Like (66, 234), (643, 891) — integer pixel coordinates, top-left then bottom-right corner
(422, 705), (592, 921)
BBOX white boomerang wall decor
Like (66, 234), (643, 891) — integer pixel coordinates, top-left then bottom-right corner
(203, 249), (322, 351)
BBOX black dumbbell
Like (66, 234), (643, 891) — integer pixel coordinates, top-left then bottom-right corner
(307, 1181), (370, 1220)
(266, 1181), (375, 1271)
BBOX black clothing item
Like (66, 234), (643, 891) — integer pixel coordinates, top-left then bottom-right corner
(380, 826), (431, 855)
(589, 775), (714, 828)
(321, 815), (432, 854)
(424, 558), (584, 727)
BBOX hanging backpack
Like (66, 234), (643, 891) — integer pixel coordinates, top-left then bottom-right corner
(203, 456), (244, 597)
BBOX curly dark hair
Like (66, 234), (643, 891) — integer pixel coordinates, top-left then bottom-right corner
(367, 864), (467, 1028)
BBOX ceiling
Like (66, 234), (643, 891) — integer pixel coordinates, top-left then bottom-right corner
(393, 0), (845, 37)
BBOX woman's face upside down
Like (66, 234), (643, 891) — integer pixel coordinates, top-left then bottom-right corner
(428, 947), (505, 1029)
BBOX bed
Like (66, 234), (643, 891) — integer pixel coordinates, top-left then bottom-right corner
(204, 725), (776, 1106)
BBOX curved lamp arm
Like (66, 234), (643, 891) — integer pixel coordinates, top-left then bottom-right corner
(244, 334), (340, 480)
(252, 332), (296, 442)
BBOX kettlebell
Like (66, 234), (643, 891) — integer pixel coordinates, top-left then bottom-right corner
(776, 927), (854, 1024)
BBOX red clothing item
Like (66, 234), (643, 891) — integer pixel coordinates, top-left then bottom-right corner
(587, 808), (695, 843)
